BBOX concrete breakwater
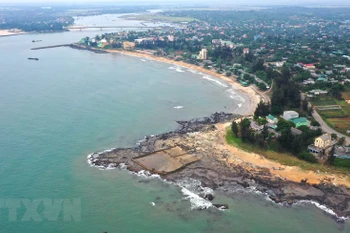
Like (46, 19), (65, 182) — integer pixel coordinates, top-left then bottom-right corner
(31, 44), (72, 50)
(30, 44), (108, 54)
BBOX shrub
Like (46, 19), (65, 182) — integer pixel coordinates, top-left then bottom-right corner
(298, 152), (318, 163)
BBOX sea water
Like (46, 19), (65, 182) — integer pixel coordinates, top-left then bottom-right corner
(0, 17), (349, 233)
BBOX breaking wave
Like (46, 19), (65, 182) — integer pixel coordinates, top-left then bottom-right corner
(202, 75), (228, 88)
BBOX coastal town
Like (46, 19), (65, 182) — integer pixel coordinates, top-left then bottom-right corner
(76, 7), (350, 170)
(3, 2), (350, 232)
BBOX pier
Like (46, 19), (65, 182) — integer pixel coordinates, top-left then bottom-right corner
(31, 44), (72, 50)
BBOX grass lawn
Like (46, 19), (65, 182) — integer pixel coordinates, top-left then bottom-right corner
(225, 128), (350, 174)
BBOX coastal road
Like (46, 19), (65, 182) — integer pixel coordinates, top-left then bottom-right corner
(312, 110), (350, 145)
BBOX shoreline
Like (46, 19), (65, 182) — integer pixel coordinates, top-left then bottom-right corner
(107, 49), (262, 116)
(68, 44), (262, 116)
(0, 29), (27, 37)
(67, 45), (350, 219)
(87, 112), (350, 219)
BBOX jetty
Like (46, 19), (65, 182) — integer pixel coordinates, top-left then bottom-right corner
(31, 44), (71, 50)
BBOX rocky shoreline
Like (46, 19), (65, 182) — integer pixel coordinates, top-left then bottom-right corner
(88, 112), (350, 220)
(69, 44), (109, 54)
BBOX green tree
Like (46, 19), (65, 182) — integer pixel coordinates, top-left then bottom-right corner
(231, 121), (239, 137)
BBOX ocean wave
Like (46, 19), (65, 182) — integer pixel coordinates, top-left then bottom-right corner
(202, 76), (228, 88)
(88, 154), (214, 210)
(87, 148), (117, 170)
(87, 152), (349, 219)
(168, 66), (185, 73)
(174, 106), (183, 109)
(226, 88), (246, 102)
(187, 69), (202, 75)
(293, 200), (349, 221)
(222, 185), (349, 221)
(177, 178), (214, 210)
(180, 187), (213, 210)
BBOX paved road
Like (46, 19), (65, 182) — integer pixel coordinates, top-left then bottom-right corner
(312, 110), (350, 144)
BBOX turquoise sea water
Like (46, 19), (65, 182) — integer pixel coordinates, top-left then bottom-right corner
(0, 21), (350, 232)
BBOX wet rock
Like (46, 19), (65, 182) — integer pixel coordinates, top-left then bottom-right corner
(213, 204), (229, 209)
(205, 194), (215, 201)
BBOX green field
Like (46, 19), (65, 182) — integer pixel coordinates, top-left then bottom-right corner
(312, 95), (350, 134)
(312, 98), (338, 106)
(122, 14), (199, 23)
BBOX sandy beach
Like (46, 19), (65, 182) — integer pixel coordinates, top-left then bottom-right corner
(81, 47), (350, 188)
(0, 29), (26, 37)
(106, 49), (263, 116)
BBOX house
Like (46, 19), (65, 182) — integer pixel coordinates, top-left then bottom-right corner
(266, 114), (278, 124)
(314, 134), (332, 149)
(250, 121), (264, 131)
(198, 48), (208, 60)
(123, 41), (135, 49)
(291, 127), (303, 136)
(290, 117), (309, 128)
(243, 48), (250, 54)
(309, 89), (328, 95)
(282, 111), (299, 120)
(308, 145), (321, 154)
(316, 77), (328, 82)
(267, 123), (277, 130)
(304, 64), (316, 69)
(334, 146), (350, 159)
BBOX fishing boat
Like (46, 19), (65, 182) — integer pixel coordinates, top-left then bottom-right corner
(28, 57), (39, 61)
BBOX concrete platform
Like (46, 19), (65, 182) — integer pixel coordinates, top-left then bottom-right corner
(132, 147), (200, 174)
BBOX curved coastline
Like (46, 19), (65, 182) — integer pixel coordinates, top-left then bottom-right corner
(71, 45), (350, 220)
(69, 44), (262, 116)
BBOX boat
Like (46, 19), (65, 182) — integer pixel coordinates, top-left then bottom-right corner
(28, 57), (39, 61)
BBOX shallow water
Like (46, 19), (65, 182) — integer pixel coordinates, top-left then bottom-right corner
(0, 15), (349, 233)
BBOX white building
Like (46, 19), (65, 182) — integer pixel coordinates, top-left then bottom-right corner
(266, 114), (278, 124)
(314, 134), (332, 149)
(282, 111), (299, 120)
(198, 48), (208, 60)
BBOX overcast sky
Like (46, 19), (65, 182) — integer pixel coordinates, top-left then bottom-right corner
(0, 0), (349, 5)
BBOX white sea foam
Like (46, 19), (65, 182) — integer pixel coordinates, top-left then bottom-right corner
(180, 187), (213, 210)
(202, 76), (228, 88)
(168, 66), (185, 73)
(87, 151), (349, 219)
(226, 88), (246, 102)
(294, 200), (349, 221)
(236, 186), (349, 220)
(174, 106), (183, 109)
(187, 69), (202, 75)
(176, 68), (185, 73)
(177, 178), (214, 210)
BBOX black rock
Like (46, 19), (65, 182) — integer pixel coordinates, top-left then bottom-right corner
(205, 194), (215, 201)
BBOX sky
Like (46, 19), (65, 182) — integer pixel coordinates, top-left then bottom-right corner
(0, 0), (349, 5)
